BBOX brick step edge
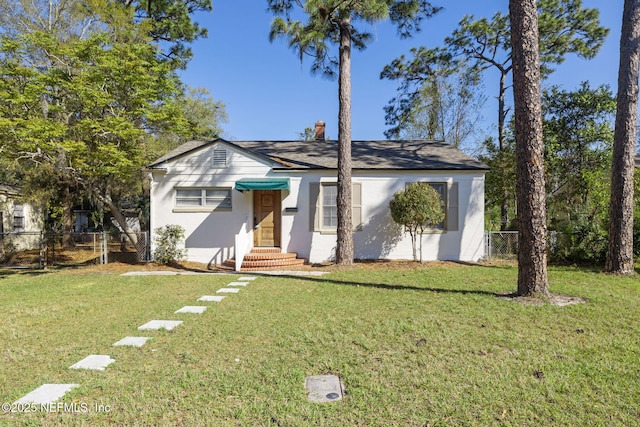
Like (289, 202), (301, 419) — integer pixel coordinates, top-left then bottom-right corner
(243, 253), (298, 261)
(221, 258), (306, 270)
(250, 248), (282, 254)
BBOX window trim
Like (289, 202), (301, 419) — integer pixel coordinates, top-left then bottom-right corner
(13, 203), (25, 231)
(406, 181), (458, 232)
(310, 182), (362, 234)
(173, 187), (232, 212)
(321, 183), (338, 231)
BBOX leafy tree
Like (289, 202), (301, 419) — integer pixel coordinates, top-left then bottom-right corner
(381, 53), (486, 150)
(510, 0), (548, 296)
(0, 0), (212, 69)
(115, 0), (212, 68)
(607, 0), (640, 275)
(543, 83), (615, 263)
(268, 0), (441, 265)
(0, 0), (220, 240)
(0, 0), (95, 38)
(147, 86), (228, 159)
(0, 27), (187, 244)
(384, 0), (608, 229)
(298, 127), (315, 141)
(389, 182), (444, 263)
(481, 133), (516, 230)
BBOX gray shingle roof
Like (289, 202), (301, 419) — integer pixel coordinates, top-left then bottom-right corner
(148, 138), (489, 171)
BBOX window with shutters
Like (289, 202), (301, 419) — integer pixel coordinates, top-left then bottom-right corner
(427, 182), (446, 230)
(406, 182), (459, 232)
(309, 182), (362, 233)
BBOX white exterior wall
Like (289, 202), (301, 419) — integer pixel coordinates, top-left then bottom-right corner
(287, 171), (485, 263)
(150, 142), (486, 265)
(1, 193), (44, 251)
(150, 142), (272, 265)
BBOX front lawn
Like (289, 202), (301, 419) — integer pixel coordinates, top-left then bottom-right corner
(0, 264), (638, 426)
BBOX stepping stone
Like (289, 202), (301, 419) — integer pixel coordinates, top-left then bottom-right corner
(305, 375), (344, 403)
(15, 384), (79, 405)
(175, 306), (207, 314)
(113, 336), (151, 347)
(198, 295), (225, 302)
(69, 355), (115, 371)
(217, 288), (240, 294)
(237, 276), (257, 281)
(138, 320), (183, 331)
(227, 281), (249, 287)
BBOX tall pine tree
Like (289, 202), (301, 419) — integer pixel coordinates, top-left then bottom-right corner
(510, 0), (549, 296)
(606, 0), (640, 274)
(268, 0), (441, 265)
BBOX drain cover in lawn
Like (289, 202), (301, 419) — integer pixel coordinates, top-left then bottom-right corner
(175, 306), (207, 314)
(69, 355), (115, 370)
(113, 337), (150, 347)
(15, 384), (79, 405)
(305, 375), (344, 403)
(198, 295), (225, 302)
(217, 288), (240, 294)
(138, 320), (183, 331)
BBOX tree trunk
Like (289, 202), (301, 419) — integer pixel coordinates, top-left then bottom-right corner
(498, 68), (511, 230)
(335, 15), (354, 266)
(510, 0), (549, 296)
(89, 187), (139, 250)
(606, 0), (640, 275)
(62, 184), (75, 247)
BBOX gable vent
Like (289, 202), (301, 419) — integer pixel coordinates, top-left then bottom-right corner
(213, 149), (227, 167)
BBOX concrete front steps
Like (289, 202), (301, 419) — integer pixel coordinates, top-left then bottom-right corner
(222, 248), (306, 271)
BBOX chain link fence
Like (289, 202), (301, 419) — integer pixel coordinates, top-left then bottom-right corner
(486, 231), (564, 261)
(0, 231), (149, 269)
(486, 231), (518, 261)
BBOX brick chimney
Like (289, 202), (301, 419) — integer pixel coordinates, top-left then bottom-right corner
(314, 120), (325, 140)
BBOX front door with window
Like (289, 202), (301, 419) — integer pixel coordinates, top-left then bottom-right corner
(253, 190), (281, 247)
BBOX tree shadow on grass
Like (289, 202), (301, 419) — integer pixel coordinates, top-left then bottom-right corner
(0, 268), (52, 279)
(255, 271), (501, 297)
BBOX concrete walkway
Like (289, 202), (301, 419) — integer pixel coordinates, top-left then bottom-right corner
(15, 274), (255, 405)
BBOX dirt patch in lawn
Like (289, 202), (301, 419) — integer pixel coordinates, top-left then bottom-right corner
(496, 292), (587, 306)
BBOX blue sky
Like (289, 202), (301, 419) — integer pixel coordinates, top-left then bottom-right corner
(179, 1), (623, 144)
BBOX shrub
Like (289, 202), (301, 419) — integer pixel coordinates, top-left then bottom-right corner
(389, 183), (445, 262)
(153, 225), (187, 265)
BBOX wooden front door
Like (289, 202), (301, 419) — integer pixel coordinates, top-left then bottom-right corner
(253, 190), (281, 247)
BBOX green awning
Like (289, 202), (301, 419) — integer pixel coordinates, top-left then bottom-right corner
(235, 178), (290, 192)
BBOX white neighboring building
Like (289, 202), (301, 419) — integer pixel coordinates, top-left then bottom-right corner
(148, 127), (488, 268)
(0, 184), (43, 252)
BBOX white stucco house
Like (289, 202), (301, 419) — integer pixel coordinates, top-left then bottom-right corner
(148, 125), (488, 269)
(0, 184), (44, 253)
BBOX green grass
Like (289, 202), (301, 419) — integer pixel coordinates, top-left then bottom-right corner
(0, 264), (639, 426)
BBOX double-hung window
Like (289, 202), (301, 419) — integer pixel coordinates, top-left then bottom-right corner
(322, 184), (338, 229)
(309, 182), (362, 233)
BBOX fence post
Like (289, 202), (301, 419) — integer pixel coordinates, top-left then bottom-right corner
(102, 231), (108, 264)
(145, 231), (150, 262)
(38, 232), (43, 269)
